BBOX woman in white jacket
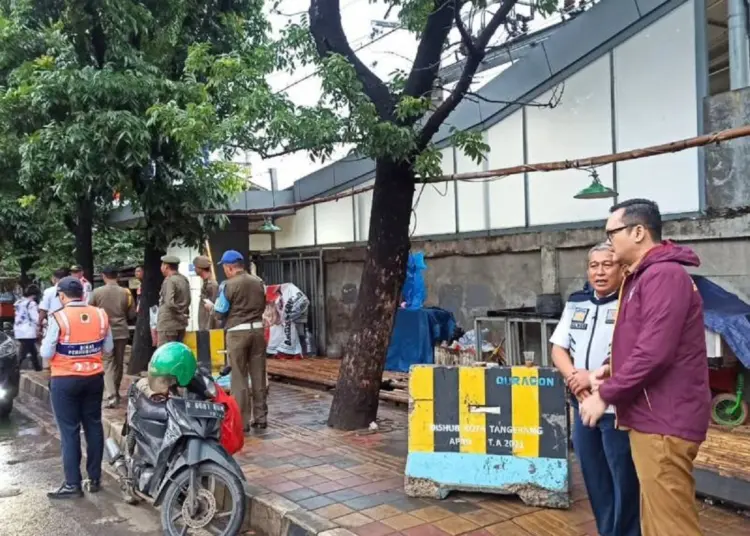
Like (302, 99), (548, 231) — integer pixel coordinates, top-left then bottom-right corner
(14, 285), (41, 371)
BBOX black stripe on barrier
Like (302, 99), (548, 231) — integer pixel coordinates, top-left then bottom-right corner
(538, 368), (567, 460)
(433, 367), (460, 453)
(485, 367), (513, 456)
(197, 331), (212, 370)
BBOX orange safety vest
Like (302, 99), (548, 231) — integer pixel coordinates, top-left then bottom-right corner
(50, 305), (109, 377)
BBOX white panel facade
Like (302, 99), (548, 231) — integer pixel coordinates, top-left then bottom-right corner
(354, 179), (374, 242)
(527, 55), (614, 226)
(455, 148), (486, 232)
(613, 2), (699, 214)
(486, 110), (526, 229)
(274, 206), (315, 248)
(316, 194), (355, 244)
(250, 233), (272, 251)
(412, 148), (457, 237)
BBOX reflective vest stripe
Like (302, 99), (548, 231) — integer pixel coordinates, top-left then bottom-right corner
(95, 307), (106, 338)
(56, 310), (72, 343)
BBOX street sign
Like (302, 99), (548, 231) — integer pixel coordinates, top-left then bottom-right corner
(405, 365), (570, 508)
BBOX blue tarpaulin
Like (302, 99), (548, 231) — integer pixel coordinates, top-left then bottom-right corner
(385, 307), (457, 372)
(693, 275), (750, 368)
(402, 252), (427, 310)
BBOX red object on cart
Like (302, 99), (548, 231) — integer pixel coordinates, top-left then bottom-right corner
(709, 365), (739, 393)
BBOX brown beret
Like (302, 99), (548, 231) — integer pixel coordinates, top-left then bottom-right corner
(193, 256), (212, 269)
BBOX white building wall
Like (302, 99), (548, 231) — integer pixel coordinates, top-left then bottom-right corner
(527, 55), (615, 226)
(259, 1), (700, 251)
(486, 109), (526, 229)
(274, 206), (315, 249)
(613, 2), (699, 213)
(354, 179), (374, 242)
(316, 194), (355, 244)
(412, 148), (456, 236)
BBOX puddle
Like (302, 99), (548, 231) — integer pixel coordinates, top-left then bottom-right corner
(0, 411), (36, 442)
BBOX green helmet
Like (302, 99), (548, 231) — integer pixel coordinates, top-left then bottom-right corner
(148, 342), (197, 387)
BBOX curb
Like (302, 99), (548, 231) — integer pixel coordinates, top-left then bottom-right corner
(19, 373), (356, 536)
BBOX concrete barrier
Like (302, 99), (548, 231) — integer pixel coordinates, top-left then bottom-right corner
(405, 365), (570, 508)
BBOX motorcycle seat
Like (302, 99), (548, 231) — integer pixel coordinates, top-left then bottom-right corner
(133, 391), (169, 422)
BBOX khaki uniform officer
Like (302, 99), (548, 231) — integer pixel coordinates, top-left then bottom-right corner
(90, 266), (135, 408)
(156, 255), (191, 346)
(194, 255), (219, 331)
(213, 250), (267, 430)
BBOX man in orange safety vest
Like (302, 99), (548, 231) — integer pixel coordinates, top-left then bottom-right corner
(40, 276), (113, 499)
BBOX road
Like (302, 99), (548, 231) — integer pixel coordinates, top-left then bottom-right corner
(0, 404), (163, 536)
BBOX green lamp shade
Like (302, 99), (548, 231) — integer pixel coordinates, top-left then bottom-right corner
(574, 179), (617, 200)
(259, 220), (281, 232)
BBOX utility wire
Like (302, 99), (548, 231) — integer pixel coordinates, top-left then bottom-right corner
(202, 124), (750, 215)
(278, 26), (401, 93)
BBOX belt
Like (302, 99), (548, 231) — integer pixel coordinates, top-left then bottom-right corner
(227, 321), (264, 332)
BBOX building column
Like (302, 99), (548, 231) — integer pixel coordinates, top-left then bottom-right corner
(540, 246), (560, 295)
(728, 0), (750, 89)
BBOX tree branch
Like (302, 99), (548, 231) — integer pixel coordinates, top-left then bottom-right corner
(417, 0), (519, 149)
(454, 0), (477, 57)
(309, 0), (394, 120)
(403, 0), (456, 103)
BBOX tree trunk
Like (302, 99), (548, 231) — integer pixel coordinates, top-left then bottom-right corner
(327, 158), (416, 430)
(18, 256), (35, 287)
(127, 236), (164, 374)
(74, 197), (95, 281)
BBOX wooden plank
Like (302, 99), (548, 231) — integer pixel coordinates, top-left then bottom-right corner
(695, 425), (750, 482)
(266, 357), (409, 404)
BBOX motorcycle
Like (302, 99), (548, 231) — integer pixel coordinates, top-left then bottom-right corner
(0, 329), (20, 418)
(105, 367), (247, 535)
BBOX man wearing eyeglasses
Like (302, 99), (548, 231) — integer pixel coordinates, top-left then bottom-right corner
(579, 198), (710, 536)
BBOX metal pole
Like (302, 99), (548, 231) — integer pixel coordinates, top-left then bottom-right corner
(728, 0), (750, 89)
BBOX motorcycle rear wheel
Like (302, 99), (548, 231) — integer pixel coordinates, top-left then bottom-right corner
(161, 461), (246, 536)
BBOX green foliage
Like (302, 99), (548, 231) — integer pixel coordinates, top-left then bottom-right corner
(0, 0), (284, 260)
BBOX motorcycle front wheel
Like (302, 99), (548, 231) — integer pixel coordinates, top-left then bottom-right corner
(161, 461), (246, 536)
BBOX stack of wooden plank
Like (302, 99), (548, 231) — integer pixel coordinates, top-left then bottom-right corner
(696, 424), (750, 482)
(266, 357), (409, 404)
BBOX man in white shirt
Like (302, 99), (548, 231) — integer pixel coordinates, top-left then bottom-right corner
(70, 265), (93, 303)
(549, 243), (640, 536)
(38, 268), (69, 336)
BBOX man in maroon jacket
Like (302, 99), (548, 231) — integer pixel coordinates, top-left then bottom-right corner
(580, 198), (710, 536)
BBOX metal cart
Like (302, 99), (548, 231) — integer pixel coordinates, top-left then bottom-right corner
(474, 309), (561, 367)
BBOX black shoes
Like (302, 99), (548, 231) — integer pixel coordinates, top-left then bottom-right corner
(47, 483), (83, 500)
(48, 480), (101, 499)
(244, 422), (268, 433)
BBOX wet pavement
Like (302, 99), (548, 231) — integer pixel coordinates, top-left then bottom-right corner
(0, 403), (162, 536)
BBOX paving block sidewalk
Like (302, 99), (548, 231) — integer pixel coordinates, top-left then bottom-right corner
(20, 372), (750, 536)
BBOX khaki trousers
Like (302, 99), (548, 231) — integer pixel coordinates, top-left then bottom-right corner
(103, 339), (128, 400)
(157, 330), (186, 347)
(227, 328), (267, 426)
(629, 430), (702, 536)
